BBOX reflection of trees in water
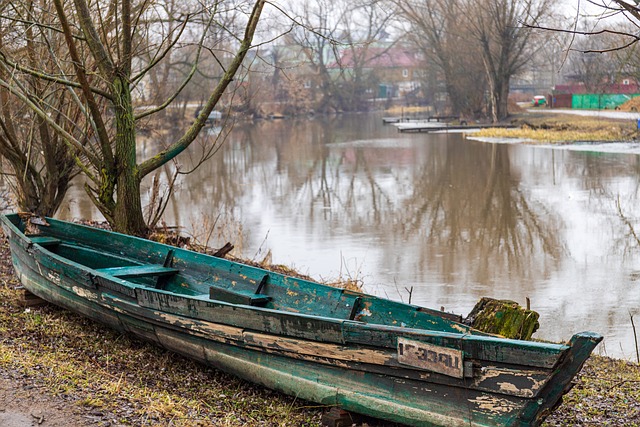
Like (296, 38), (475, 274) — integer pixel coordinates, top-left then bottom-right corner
(401, 142), (564, 285)
(575, 153), (640, 259)
(170, 119), (567, 288)
(259, 117), (400, 229)
(155, 126), (249, 225)
(229, 122), (565, 287)
(242, 121), (564, 288)
(555, 150), (640, 259)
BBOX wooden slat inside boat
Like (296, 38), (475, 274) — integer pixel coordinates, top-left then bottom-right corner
(0, 214), (602, 427)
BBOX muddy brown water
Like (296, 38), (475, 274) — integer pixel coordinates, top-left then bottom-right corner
(61, 113), (640, 359)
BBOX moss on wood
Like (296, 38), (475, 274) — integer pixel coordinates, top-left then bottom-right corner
(465, 297), (540, 340)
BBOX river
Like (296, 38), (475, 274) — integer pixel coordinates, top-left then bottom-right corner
(62, 113), (640, 359)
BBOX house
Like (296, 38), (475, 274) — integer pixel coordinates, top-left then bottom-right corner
(327, 44), (423, 101)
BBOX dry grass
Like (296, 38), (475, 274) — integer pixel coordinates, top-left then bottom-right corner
(186, 211), (247, 257)
(544, 356), (640, 426)
(0, 285), (325, 427)
(475, 113), (639, 143)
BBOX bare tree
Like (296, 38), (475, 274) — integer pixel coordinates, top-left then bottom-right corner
(397, 0), (553, 121)
(0, 0), (82, 216)
(0, 0), (267, 236)
(467, 0), (553, 121)
(331, 0), (397, 111)
(396, 0), (486, 117)
(556, 1), (640, 51)
(289, 0), (345, 113)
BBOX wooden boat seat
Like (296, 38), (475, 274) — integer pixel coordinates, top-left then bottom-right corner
(208, 274), (272, 306)
(96, 264), (179, 279)
(29, 236), (62, 247)
(209, 286), (272, 306)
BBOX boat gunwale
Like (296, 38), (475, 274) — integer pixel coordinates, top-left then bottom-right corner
(2, 215), (580, 359)
(15, 255), (563, 402)
(0, 213), (605, 427)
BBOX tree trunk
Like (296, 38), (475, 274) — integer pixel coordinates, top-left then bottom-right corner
(112, 76), (147, 236)
(495, 77), (510, 121)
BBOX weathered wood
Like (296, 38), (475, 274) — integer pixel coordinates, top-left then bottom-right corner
(27, 235), (62, 247)
(212, 242), (234, 258)
(0, 213), (603, 427)
(17, 287), (48, 307)
(96, 265), (178, 279)
(465, 297), (540, 340)
(208, 286), (271, 306)
(98, 294), (559, 399)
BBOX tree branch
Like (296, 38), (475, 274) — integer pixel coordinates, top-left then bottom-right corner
(522, 22), (640, 53)
(138, 0), (266, 178)
(54, 0), (114, 171)
(0, 51), (112, 100)
(0, 76), (101, 169)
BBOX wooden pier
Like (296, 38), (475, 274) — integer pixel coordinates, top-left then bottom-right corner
(396, 123), (516, 133)
(382, 115), (460, 124)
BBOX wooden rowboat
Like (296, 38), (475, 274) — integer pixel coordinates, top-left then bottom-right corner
(1, 213), (601, 427)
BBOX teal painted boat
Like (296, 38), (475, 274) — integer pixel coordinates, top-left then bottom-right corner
(1, 213), (601, 427)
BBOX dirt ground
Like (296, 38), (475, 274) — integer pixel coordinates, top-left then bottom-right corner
(0, 369), (115, 427)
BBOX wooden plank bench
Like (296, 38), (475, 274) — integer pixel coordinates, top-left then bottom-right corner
(208, 273), (272, 307)
(28, 236), (62, 247)
(96, 264), (179, 279)
(208, 286), (271, 306)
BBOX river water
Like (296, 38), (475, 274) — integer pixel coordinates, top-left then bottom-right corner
(62, 113), (640, 359)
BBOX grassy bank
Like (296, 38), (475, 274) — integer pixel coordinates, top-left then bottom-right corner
(475, 112), (640, 143)
(1, 233), (639, 426)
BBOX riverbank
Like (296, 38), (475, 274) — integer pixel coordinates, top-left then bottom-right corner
(475, 110), (640, 143)
(0, 232), (639, 426)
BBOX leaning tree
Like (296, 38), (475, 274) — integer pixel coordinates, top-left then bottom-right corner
(0, 0), (266, 236)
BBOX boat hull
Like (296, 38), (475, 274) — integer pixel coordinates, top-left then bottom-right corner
(1, 214), (602, 427)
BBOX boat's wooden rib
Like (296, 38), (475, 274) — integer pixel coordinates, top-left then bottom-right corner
(0, 214), (603, 427)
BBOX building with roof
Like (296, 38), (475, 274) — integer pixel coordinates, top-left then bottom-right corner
(327, 44), (423, 103)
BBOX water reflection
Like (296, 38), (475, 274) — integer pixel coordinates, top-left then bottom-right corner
(61, 114), (640, 359)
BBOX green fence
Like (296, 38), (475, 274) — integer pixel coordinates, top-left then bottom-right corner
(571, 93), (640, 109)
